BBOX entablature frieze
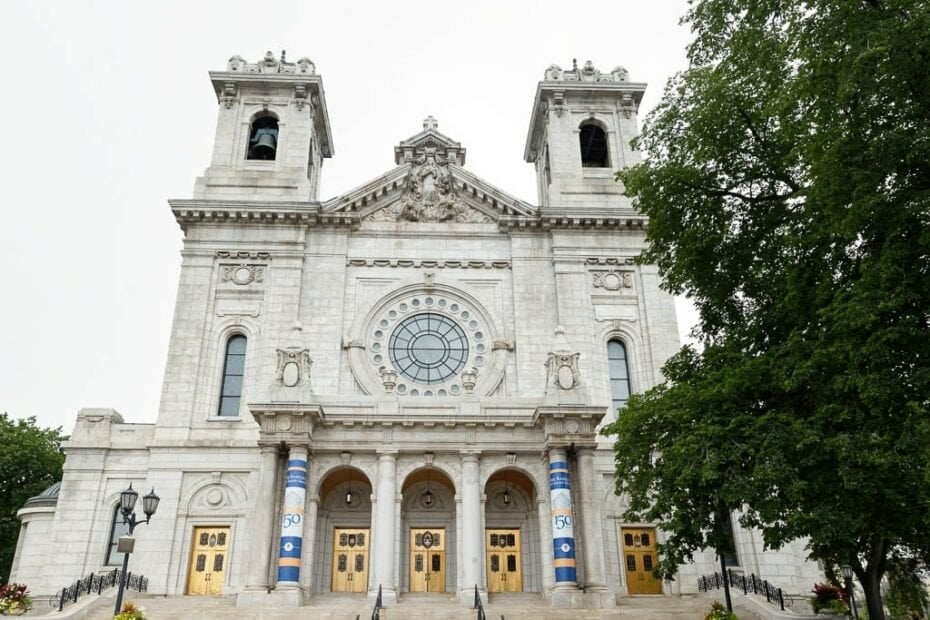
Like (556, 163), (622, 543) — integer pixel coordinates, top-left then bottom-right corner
(534, 404), (606, 449)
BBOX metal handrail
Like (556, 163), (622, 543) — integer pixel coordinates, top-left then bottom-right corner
(370, 584), (383, 620)
(474, 584), (486, 620)
(49, 569), (148, 611)
(697, 569), (790, 610)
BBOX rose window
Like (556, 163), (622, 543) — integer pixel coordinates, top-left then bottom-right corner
(389, 313), (468, 384)
(368, 293), (489, 396)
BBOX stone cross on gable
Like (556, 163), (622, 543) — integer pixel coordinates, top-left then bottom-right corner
(423, 116), (438, 131)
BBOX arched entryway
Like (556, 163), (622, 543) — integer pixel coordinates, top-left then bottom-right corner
(314, 467), (373, 593)
(401, 467), (456, 594)
(484, 468), (541, 593)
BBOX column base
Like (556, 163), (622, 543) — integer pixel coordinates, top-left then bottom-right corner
(368, 586), (397, 607)
(458, 587), (485, 607)
(548, 583), (585, 608)
(236, 584), (307, 607)
(582, 587), (615, 608)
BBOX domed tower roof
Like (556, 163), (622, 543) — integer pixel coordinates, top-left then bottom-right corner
(24, 481), (61, 508)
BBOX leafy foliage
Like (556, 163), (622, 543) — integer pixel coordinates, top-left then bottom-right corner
(114, 601), (146, 620)
(604, 1), (930, 619)
(704, 600), (739, 620)
(0, 414), (66, 578)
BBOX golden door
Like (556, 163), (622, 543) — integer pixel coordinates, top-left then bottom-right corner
(621, 527), (662, 594)
(186, 526), (230, 596)
(331, 528), (370, 593)
(409, 528), (446, 593)
(486, 529), (522, 593)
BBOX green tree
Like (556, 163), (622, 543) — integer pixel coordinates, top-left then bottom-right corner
(603, 2), (930, 619)
(0, 413), (66, 579)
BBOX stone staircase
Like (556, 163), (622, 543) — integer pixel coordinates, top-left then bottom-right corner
(72, 591), (717, 620)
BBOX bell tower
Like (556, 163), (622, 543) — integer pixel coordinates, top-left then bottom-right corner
(193, 51), (334, 202)
(524, 60), (645, 209)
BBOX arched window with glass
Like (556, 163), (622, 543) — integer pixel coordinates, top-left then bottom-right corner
(607, 339), (631, 415)
(217, 335), (247, 417)
(105, 504), (130, 565)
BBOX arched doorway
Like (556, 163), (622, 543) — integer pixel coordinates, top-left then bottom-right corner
(314, 467), (373, 593)
(401, 467), (456, 594)
(484, 468), (541, 593)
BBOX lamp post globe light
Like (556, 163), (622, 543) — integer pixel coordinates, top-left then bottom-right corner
(841, 564), (860, 620)
(113, 484), (160, 616)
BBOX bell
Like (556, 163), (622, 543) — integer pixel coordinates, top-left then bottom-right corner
(250, 128), (277, 159)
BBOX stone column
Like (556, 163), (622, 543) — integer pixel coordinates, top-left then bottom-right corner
(372, 451), (398, 604)
(299, 494), (320, 594)
(537, 496), (555, 592)
(547, 447), (582, 607)
(276, 445), (309, 590)
(459, 451), (483, 604)
(238, 444), (280, 607)
(247, 444), (280, 588)
(576, 446), (612, 606)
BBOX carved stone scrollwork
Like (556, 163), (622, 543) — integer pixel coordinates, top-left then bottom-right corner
(222, 81), (237, 109)
(276, 348), (312, 388)
(294, 84), (308, 111)
(369, 149), (492, 223)
(592, 270), (633, 291)
(222, 264), (264, 286)
(543, 326), (586, 405)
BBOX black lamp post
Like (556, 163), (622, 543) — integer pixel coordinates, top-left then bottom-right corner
(841, 565), (860, 620)
(113, 484), (160, 616)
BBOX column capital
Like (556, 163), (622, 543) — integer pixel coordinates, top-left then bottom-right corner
(377, 449), (398, 459)
(459, 450), (481, 462)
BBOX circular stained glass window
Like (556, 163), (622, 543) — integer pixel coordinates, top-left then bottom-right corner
(389, 313), (469, 384)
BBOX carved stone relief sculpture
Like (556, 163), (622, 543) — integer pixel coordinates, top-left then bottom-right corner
(369, 148), (492, 223)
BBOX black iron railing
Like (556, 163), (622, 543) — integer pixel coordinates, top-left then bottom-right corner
(697, 569), (790, 610)
(474, 584), (486, 620)
(49, 569), (148, 611)
(370, 584), (383, 620)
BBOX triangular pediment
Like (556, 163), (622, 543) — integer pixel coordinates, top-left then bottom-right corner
(322, 159), (537, 224)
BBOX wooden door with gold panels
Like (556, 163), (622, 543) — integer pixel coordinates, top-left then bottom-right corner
(186, 526), (229, 595)
(621, 527), (662, 594)
(486, 529), (522, 593)
(409, 528), (446, 593)
(331, 528), (370, 593)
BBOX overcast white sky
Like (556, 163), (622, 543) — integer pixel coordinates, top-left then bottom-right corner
(0, 0), (696, 432)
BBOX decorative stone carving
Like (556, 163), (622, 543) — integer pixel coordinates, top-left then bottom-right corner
(216, 250), (272, 260)
(276, 348), (312, 387)
(380, 368), (398, 393)
(222, 264), (265, 285)
(461, 368), (478, 394)
(296, 57), (316, 75)
(275, 322), (313, 388)
(543, 326), (586, 405)
(492, 338), (515, 352)
(542, 60), (632, 83)
(592, 270), (633, 291)
(222, 51), (316, 76)
(346, 258), (510, 269)
(369, 149), (492, 224)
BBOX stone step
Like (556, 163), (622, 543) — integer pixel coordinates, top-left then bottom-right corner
(71, 592), (724, 620)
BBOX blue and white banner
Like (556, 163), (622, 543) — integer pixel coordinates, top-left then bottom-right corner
(277, 457), (307, 583)
(549, 460), (576, 583)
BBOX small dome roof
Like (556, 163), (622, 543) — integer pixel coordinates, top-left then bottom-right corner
(24, 481), (61, 507)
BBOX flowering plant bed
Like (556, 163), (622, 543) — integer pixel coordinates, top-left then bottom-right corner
(114, 600), (146, 620)
(810, 582), (850, 615)
(0, 583), (32, 616)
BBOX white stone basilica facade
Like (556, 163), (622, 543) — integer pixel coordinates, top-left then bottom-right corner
(11, 52), (821, 609)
